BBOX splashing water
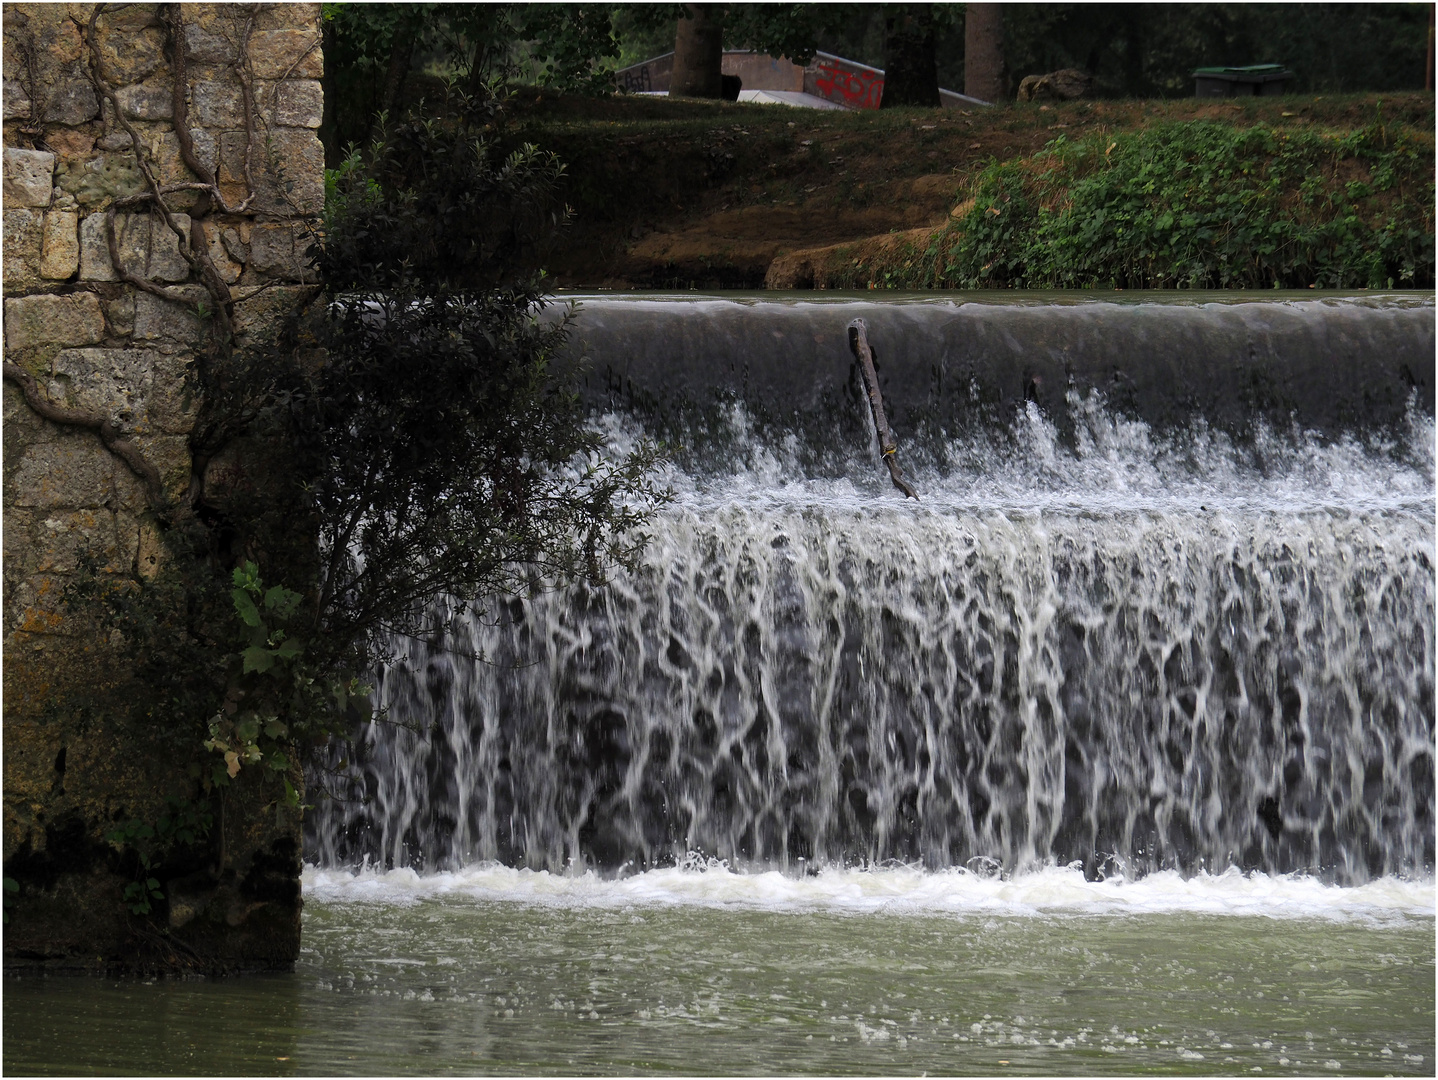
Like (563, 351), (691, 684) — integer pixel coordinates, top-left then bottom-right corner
(305, 394), (1434, 885)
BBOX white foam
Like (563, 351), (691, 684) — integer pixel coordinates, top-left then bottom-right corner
(303, 862), (1434, 923)
(655, 394), (1436, 517)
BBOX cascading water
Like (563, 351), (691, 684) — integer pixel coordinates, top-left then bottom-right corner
(305, 294), (1435, 886)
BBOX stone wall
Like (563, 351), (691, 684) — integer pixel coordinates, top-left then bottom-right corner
(3, 2), (322, 973)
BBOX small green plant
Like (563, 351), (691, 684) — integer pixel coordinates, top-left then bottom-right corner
(202, 562), (370, 807)
(123, 878), (164, 916)
(105, 797), (214, 916)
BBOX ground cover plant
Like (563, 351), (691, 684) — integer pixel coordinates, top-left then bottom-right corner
(849, 112), (1434, 290)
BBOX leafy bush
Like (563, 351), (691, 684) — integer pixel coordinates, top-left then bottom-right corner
(920, 117), (1433, 290)
(305, 94), (668, 656)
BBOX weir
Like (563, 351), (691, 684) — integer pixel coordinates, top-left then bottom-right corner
(305, 293), (1435, 886)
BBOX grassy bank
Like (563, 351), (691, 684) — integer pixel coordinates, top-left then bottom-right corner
(498, 90), (1434, 290)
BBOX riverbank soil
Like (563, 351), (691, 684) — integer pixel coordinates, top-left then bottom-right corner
(498, 90), (1434, 289)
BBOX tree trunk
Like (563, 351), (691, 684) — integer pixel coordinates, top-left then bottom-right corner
(880, 4), (940, 108)
(380, 19), (416, 118)
(964, 3), (1006, 104)
(1427, 4), (1434, 93)
(671, 4), (724, 99)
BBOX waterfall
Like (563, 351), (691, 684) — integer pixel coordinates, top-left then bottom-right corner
(305, 311), (1435, 884)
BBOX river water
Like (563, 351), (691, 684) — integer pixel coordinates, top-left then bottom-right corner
(3, 866), (1433, 1075)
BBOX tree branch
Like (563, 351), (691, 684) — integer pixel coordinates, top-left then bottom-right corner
(848, 318), (918, 499)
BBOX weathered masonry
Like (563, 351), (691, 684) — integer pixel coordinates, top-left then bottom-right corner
(3, 2), (323, 973)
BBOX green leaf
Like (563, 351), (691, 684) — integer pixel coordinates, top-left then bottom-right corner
(241, 646), (275, 674)
(273, 637), (304, 661)
(232, 588), (263, 627)
(232, 561), (262, 594)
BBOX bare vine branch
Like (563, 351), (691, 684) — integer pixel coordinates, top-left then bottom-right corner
(104, 209), (198, 304)
(3, 361), (169, 513)
(162, 2), (258, 216)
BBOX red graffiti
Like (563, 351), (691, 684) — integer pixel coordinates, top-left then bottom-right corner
(812, 61), (884, 110)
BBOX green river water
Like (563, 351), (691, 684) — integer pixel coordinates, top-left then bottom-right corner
(4, 869), (1433, 1076)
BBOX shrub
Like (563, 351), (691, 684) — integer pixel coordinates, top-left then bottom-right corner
(922, 117), (1433, 290)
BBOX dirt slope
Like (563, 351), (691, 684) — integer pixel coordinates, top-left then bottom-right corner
(505, 91), (1433, 290)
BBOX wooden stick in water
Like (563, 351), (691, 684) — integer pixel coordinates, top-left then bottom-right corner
(847, 318), (918, 500)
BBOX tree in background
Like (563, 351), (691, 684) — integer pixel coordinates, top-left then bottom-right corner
(670, 4), (725, 97)
(323, 3), (622, 162)
(319, 0), (1435, 142)
(663, 3), (830, 99)
(880, 4), (941, 108)
(963, 3), (1005, 103)
(1002, 3), (1432, 99)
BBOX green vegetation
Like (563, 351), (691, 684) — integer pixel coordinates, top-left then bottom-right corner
(105, 800), (211, 915)
(898, 114), (1434, 290)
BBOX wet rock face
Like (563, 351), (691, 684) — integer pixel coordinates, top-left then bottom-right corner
(2, 3), (323, 976)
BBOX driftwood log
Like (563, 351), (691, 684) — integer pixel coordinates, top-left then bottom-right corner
(847, 318), (918, 499)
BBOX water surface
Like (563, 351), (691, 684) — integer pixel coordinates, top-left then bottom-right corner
(4, 866), (1432, 1076)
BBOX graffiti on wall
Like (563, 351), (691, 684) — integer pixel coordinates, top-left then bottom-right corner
(618, 65), (655, 93)
(809, 57), (884, 110)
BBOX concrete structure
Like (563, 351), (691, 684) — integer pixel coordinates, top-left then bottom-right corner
(616, 51), (991, 110)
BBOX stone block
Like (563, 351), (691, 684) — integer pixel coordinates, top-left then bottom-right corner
(4, 148), (56, 208)
(183, 21), (237, 65)
(54, 152), (146, 208)
(133, 287), (205, 347)
(189, 127), (219, 176)
(145, 128), (217, 193)
(4, 293), (107, 352)
(200, 221), (242, 284)
(4, 209), (43, 288)
(31, 509), (130, 575)
(191, 80), (243, 127)
(133, 432), (192, 497)
(255, 3), (321, 32)
(115, 82), (173, 121)
(94, 25), (166, 85)
(233, 284), (318, 349)
(40, 80), (100, 126)
(101, 4), (163, 31)
(40, 210), (79, 280)
(9, 436), (128, 511)
(3, 78), (32, 121)
(221, 225), (250, 264)
(254, 129), (324, 216)
(43, 128), (96, 157)
(46, 348), (172, 432)
(95, 131), (133, 152)
(79, 211), (192, 283)
(270, 79), (322, 128)
(247, 222), (315, 279)
(104, 293), (135, 337)
(248, 29), (323, 79)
